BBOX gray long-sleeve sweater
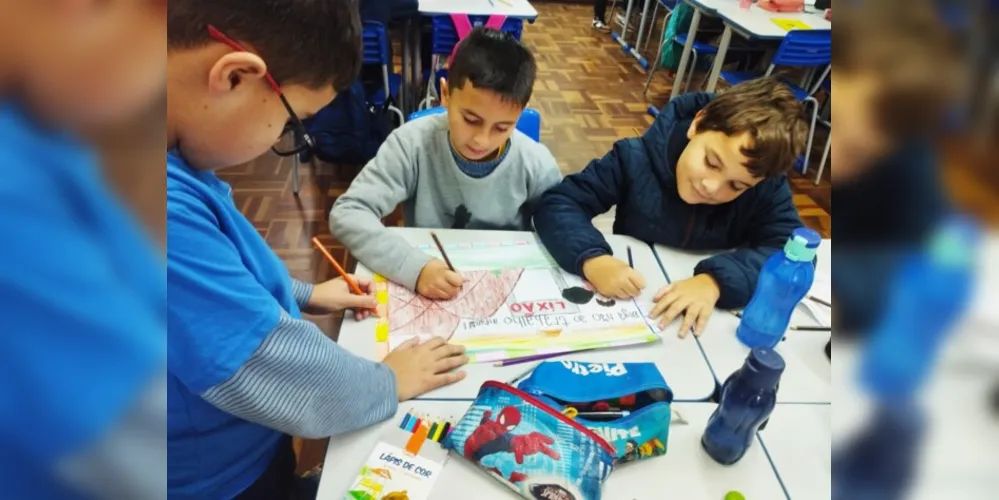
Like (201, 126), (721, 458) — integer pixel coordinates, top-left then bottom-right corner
(330, 112), (562, 290)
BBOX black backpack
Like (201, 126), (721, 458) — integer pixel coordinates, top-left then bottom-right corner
(301, 79), (393, 166)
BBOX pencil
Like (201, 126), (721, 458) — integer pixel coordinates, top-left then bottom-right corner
(430, 232), (456, 272)
(310, 236), (365, 297)
(790, 325), (832, 332)
(496, 0), (512, 5)
(808, 295), (832, 308)
(495, 349), (577, 367)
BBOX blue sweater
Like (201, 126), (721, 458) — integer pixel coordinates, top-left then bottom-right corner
(534, 93), (803, 309)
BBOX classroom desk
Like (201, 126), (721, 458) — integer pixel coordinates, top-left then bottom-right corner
(399, 0), (538, 113)
(316, 401), (789, 500)
(758, 404), (831, 499)
(338, 228), (716, 401)
(653, 241), (831, 403)
(669, 0), (830, 100)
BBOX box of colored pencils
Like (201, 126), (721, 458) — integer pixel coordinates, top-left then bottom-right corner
(345, 411), (454, 500)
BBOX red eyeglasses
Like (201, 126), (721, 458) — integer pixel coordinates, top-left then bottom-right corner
(207, 25), (315, 157)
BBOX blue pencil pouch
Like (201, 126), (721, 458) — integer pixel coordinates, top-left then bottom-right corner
(516, 361), (674, 465)
(442, 381), (616, 500)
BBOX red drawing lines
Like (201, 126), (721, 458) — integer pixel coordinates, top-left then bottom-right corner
(388, 269), (524, 339)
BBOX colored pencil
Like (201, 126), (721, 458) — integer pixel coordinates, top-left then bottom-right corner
(495, 349), (582, 367)
(310, 236), (365, 297)
(808, 295), (832, 308)
(790, 325), (832, 332)
(430, 232), (456, 272)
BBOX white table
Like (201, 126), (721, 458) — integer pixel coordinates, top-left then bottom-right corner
(400, 0), (538, 114)
(759, 404), (830, 499)
(340, 229), (716, 401)
(653, 241), (832, 403)
(669, 0), (830, 100)
(316, 401), (789, 500)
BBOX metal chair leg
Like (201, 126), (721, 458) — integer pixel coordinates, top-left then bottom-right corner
(643, 16), (672, 96)
(641, 2), (661, 52)
(801, 97), (819, 176)
(815, 125), (830, 185)
(292, 154), (300, 195)
(683, 51), (698, 93)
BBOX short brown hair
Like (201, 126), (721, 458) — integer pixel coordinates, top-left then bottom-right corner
(833, 0), (961, 139)
(167, 0), (362, 92)
(695, 77), (807, 178)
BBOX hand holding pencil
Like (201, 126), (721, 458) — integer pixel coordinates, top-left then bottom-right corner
(415, 232), (465, 300)
(310, 237), (378, 318)
(311, 277), (378, 319)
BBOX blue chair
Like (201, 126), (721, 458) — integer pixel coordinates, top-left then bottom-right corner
(720, 29), (831, 176)
(407, 107), (542, 143)
(362, 21), (404, 125)
(420, 16), (524, 110)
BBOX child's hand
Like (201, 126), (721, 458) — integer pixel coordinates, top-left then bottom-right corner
(383, 336), (469, 401)
(416, 259), (464, 300)
(649, 274), (721, 337)
(582, 255), (646, 299)
(309, 276), (379, 319)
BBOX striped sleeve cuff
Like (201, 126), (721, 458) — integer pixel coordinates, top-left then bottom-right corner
(201, 311), (398, 439)
(290, 279), (314, 309)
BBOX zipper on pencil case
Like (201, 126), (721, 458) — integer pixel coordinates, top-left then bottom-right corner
(480, 381), (617, 456)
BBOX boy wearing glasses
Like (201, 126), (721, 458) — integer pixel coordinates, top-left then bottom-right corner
(167, 2), (469, 499)
(331, 28), (562, 300)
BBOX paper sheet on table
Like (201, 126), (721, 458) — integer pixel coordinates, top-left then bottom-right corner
(379, 242), (660, 362)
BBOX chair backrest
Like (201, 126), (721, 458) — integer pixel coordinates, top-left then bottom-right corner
(362, 21), (390, 66)
(771, 29), (831, 68)
(407, 107), (542, 143)
(430, 15), (524, 56)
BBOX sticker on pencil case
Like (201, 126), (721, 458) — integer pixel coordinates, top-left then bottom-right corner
(443, 381), (615, 500)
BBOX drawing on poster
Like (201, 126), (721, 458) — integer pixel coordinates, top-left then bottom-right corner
(382, 261), (659, 360)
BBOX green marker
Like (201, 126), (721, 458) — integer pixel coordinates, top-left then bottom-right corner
(724, 491), (745, 500)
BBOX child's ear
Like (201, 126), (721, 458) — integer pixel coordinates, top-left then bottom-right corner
(687, 110), (705, 139)
(207, 52), (268, 95)
(439, 77), (450, 107)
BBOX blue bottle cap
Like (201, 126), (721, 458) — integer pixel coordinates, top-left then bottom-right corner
(784, 228), (821, 262)
(744, 348), (786, 390)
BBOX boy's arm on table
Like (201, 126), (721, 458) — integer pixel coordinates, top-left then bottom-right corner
(330, 132), (430, 290)
(693, 177), (802, 309)
(533, 142), (630, 275)
(0, 190), (165, 499)
(170, 189), (398, 439)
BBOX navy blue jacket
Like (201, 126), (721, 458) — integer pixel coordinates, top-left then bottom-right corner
(533, 93), (803, 309)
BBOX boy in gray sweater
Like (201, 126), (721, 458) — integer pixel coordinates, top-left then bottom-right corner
(331, 28), (562, 300)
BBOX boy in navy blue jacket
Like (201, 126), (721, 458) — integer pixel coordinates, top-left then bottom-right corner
(534, 77), (807, 336)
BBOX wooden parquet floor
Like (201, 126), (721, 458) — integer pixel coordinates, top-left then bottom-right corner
(216, 1), (832, 473)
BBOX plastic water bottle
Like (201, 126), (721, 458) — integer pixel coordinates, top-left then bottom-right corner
(860, 214), (979, 402)
(701, 349), (785, 465)
(736, 228), (821, 349)
(832, 402), (925, 500)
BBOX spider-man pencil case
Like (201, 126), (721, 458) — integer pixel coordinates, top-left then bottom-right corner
(516, 361), (674, 466)
(442, 381), (615, 500)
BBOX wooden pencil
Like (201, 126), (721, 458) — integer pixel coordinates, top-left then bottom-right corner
(430, 232), (456, 272)
(808, 295), (832, 308)
(790, 325), (832, 332)
(310, 236), (365, 297)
